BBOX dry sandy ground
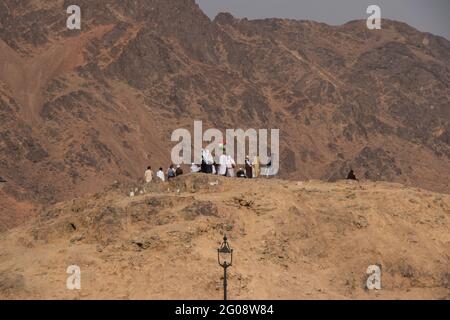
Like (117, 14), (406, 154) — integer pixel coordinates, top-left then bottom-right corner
(0, 174), (448, 300)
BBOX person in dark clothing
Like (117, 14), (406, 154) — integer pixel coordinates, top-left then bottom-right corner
(202, 149), (214, 174)
(245, 156), (253, 179)
(199, 149), (206, 173)
(236, 168), (246, 178)
(175, 165), (183, 176)
(201, 157), (207, 173)
(347, 169), (358, 181)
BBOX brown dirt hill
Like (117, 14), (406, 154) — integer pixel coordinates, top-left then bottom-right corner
(0, 174), (448, 299)
(0, 0), (449, 231)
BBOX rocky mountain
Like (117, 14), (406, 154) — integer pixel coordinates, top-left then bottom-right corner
(0, 175), (448, 299)
(0, 0), (449, 230)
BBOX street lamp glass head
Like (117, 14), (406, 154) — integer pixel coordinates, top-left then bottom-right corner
(218, 235), (233, 267)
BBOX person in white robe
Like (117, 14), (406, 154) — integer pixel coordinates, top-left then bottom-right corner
(191, 163), (201, 173)
(144, 166), (153, 183)
(156, 168), (165, 182)
(226, 155), (236, 177)
(219, 154), (228, 176)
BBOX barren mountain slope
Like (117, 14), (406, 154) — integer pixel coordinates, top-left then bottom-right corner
(0, 0), (449, 231)
(0, 174), (448, 299)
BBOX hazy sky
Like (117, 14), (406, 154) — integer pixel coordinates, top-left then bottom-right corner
(196, 0), (450, 40)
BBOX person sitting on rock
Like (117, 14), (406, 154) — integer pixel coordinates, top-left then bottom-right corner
(191, 163), (201, 173)
(144, 166), (153, 183)
(175, 165), (183, 176)
(236, 168), (246, 178)
(347, 169), (358, 181)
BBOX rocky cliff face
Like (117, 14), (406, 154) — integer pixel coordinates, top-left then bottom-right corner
(0, 0), (449, 229)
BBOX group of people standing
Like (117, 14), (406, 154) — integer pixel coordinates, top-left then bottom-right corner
(191, 148), (261, 178)
(144, 147), (266, 183)
(144, 164), (183, 183)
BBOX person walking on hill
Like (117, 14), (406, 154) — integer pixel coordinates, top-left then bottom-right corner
(157, 168), (165, 182)
(144, 166), (153, 183)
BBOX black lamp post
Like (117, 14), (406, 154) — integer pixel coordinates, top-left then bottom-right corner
(217, 235), (233, 300)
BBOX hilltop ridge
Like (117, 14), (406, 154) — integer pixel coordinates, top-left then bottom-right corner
(0, 174), (448, 299)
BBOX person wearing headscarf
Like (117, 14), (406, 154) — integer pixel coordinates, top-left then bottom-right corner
(226, 155), (236, 177)
(253, 156), (260, 178)
(175, 165), (183, 176)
